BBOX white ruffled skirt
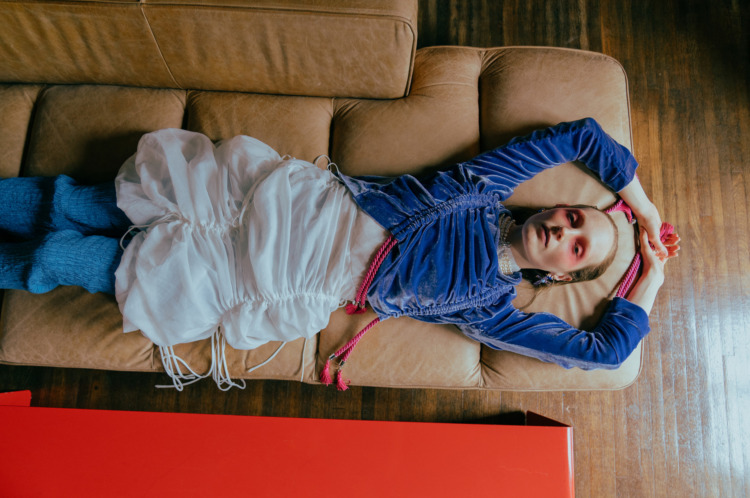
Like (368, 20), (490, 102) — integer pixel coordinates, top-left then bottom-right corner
(114, 129), (386, 388)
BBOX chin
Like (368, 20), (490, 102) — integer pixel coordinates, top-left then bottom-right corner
(520, 221), (538, 266)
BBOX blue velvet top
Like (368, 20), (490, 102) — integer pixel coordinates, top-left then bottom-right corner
(336, 118), (650, 370)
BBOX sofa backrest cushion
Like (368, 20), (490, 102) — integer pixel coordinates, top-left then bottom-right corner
(0, 0), (417, 99)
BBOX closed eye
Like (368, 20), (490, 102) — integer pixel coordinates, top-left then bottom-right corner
(573, 240), (584, 258)
(567, 209), (583, 228)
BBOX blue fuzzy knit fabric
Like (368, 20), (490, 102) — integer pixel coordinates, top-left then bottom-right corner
(0, 230), (122, 294)
(0, 176), (51, 240)
(0, 175), (131, 240)
(0, 175), (131, 294)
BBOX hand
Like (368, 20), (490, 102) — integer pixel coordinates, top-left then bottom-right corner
(659, 231), (680, 261)
(625, 226), (679, 315)
(634, 201), (668, 257)
(638, 226), (680, 284)
(618, 177), (668, 256)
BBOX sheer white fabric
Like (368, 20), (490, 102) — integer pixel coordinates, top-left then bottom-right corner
(114, 129), (387, 354)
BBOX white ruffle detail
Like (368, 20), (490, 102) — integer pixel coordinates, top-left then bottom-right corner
(114, 129), (387, 388)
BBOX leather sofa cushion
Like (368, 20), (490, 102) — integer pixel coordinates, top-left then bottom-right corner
(0, 0), (416, 99)
(0, 85), (43, 178)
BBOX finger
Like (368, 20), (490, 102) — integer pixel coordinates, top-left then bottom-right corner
(641, 223), (668, 255)
(651, 236), (668, 257)
(640, 228), (656, 256)
(641, 231), (665, 265)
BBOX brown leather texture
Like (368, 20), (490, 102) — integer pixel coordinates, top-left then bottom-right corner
(0, 85), (42, 178)
(0, 0), (416, 99)
(0, 2), (639, 390)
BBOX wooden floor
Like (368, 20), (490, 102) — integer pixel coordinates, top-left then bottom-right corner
(1, 1), (748, 496)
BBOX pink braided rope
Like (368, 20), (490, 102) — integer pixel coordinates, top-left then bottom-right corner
(353, 235), (397, 306)
(616, 254), (642, 298)
(338, 317), (381, 363)
(320, 317), (382, 391)
(605, 199), (635, 223)
(346, 235), (397, 314)
(607, 198), (674, 298)
(321, 236), (395, 389)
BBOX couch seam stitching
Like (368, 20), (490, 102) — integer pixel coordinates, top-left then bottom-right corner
(139, 2), (181, 89)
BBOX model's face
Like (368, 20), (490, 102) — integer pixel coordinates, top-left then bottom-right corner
(520, 206), (615, 278)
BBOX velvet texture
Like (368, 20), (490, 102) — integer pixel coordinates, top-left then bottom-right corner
(337, 118), (648, 370)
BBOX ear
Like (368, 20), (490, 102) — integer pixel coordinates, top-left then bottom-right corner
(551, 273), (573, 282)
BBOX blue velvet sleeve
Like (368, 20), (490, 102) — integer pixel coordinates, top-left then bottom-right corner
(336, 118), (638, 234)
(458, 117), (639, 201)
(455, 297), (650, 370)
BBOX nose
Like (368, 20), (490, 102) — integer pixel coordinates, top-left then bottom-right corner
(550, 225), (578, 240)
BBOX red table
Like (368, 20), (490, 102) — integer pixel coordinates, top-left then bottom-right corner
(0, 391), (574, 497)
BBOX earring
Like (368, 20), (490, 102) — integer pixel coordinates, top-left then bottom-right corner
(533, 273), (553, 286)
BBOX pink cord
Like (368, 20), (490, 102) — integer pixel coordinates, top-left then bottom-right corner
(346, 235), (397, 314)
(321, 235), (396, 390)
(616, 253), (642, 298)
(338, 317), (381, 363)
(605, 199), (635, 224)
(320, 317), (383, 391)
(607, 199), (674, 298)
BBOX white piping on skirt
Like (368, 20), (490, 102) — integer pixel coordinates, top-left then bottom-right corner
(156, 326), (286, 391)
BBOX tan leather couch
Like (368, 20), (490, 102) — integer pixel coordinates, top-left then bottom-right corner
(0, 0), (641, 390)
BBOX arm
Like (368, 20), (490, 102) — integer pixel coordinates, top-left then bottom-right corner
(456, 296), (650, 370)
(466, 118), (669, 254)
(618, 176), (668, 256)
(456, 228), (680, 369)
(459, 118), (638, 200)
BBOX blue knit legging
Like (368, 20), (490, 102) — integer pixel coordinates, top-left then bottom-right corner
(0, 175), (132, 294)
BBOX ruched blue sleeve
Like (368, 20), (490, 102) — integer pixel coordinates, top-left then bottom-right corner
(336, 118), (638, 234)
(455, 297), (650, 370)
(459, 117), (639, 201)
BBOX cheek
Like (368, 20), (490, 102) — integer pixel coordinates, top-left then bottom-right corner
(552, 244), (576, 269)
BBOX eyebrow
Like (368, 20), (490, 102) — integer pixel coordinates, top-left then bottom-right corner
(575, 209), (591, 261)
(576, 208), (586, 228)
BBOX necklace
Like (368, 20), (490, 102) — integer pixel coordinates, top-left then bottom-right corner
(497, 214), (520, 276)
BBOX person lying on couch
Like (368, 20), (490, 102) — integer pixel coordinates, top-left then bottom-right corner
(0, 118), (679, 389)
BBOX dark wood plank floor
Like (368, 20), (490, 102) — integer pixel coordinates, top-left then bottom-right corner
(1, 1), (748, 496)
